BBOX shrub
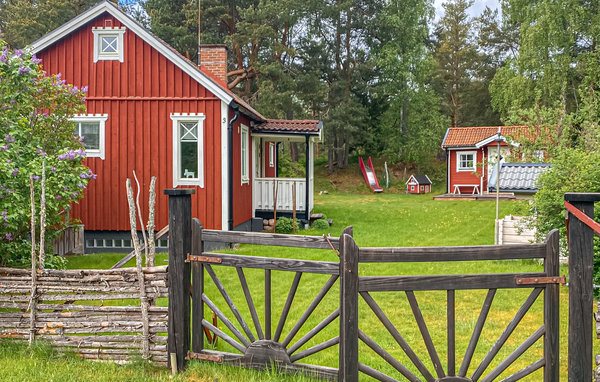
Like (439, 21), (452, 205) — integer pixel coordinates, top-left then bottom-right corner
(311, 218), (329, 230)
(276, 217), (300, 234)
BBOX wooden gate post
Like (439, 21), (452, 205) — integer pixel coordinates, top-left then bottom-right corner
(191, 218), (204, 354)
(544, 229), (560, 381)
(339, 226), (358, 382)
(565, 192), (600, 382)
(165, 188), (195, 372)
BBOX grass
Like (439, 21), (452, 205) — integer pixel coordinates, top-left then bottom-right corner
(0, 188), (577, 381)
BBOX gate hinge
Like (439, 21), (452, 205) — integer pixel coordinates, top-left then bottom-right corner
(186, 254), (222, 264)
(515, 275), (566, 285)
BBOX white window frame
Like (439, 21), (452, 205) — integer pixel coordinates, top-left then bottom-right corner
(268, 142), (275, 167)
(457, 151), (476, 172)
(411, 185), (415, 191)
(171, 113), (205, 188)
(241, 124), (249, 184)
(92, 27), (126, 63)
(71, 114), (107, 160)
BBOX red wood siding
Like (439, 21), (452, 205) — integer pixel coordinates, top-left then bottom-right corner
(448, 148), (485, 194)
(38, 13), (231, 231)
(264, 141), (276, 178)
(232, 113), (252, 227)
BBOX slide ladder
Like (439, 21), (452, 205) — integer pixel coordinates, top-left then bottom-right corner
(359, 157), (383, 193)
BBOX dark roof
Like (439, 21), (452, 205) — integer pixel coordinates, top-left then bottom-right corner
(253, 119), (322, 135)
(489, 163), (551, 193)
(413, 175), (431, 184)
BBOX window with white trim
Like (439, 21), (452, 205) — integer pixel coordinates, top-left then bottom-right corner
(71, 114), (107, 159)
(457, 151), (476, 172)
(171, 114), (205, 187)
(241, 125), (249, 184)
(92, 27), (126, 63)
(268, 142), (275, 167)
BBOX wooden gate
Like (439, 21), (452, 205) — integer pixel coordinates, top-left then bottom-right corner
(339, 230), (560, 382)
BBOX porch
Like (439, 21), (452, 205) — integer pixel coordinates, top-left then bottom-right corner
(251, 120), (321, 222)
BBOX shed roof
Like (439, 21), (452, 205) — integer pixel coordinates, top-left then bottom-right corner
(442, 126), (536, 148)
(253, 119), (322, 135)
(411, 175), (431, 185)
(488, 163), (551, 193)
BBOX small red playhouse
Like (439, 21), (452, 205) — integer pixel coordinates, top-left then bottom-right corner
(406, 175), (432, 194)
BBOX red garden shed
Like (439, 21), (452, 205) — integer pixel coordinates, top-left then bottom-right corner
(406, 175), (432, 194)
(31, 1), (321, 252)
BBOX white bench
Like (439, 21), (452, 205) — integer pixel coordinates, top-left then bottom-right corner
(453, 184), (480, 195)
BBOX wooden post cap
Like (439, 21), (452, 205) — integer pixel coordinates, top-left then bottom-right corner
(564, 192), (600, 202)
(164, 188), (195, 196)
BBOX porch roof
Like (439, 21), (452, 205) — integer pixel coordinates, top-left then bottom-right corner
(253, 119), (322, 136)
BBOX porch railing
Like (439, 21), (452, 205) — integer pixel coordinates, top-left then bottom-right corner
(253, 178), (306, 212)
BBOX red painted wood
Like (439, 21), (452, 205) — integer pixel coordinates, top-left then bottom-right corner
(264, 141), (276, 178)
(36, 13), (255, 231)
(232, 113), (253, 227)
(448, 148), (485, 194)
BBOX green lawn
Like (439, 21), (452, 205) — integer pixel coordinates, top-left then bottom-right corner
(1, 191), (575, 381)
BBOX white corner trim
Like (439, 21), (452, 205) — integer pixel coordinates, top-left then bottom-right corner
(221, 102), (229, 230)
(30, 1), (234, 105)
(70, 114), (108, 160)
(171, 113), (206, 188)
(240, 124), (249, 185)
(456, 150), (477, 172)
(92, 27), (126, 63)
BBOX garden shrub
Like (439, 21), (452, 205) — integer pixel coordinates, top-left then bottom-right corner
(311, 218), (329, 230)
(276, 217), (300, 234)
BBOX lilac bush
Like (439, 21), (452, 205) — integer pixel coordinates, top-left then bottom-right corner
(0, 33), (92, 267)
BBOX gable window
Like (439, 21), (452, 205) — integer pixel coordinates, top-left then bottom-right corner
(92, 27), (126, 63)
(241, 125), (249, 184)
(457, 151), (476, 172)
(171, 113), (205, 187)
(71, 114), (107, 159)
(268, 143), (275, 167)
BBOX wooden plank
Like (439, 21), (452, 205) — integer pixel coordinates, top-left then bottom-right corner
(191, 218), (204, 354)
(359, 243), (546, 263)
(164, 189), (193, 372)
(358, 331), (420, 382)
(202, 229), (339, 250)
(447, 289), (455, 376)
(471, 287), (543, 381)
(289, 336), (339, 362)
(459, 289), (496, 377)
(265, 269), (271, 340)
(110, 225), (169, 269)
(282, 274), (338, 347)
(287, 309), (339, 355)
(499, 358), (545, 382)
(359, 273), (547, 292)
(357, 363), (400, 382)
(202, 294), (251, 347)
(200, 252), (339, 275)
(566, 196), (595, 382)
(406, 291), (444, 378)
(274, 272), (302, 342)
(236, 267), (264, 340)
(360, 291), (434, 381)
(201, 319), (246, 354)
(339, 233), (359, 382)
(543, 229), (560, 382)
(480, 325), (545, 382)
(205, 264), (255, 343)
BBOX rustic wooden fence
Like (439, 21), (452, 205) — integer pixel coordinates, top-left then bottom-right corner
(165, 190), (565, 381)
(0, 266), (168, 365)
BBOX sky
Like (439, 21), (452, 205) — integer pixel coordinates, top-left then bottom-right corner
(433, 0), (501, 21)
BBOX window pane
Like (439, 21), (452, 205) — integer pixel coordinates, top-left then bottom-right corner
(101, 36), (118, 53)
(80, 122), (100, 150)
(180, 122), (198, 141)
(180, 141), (198, 178)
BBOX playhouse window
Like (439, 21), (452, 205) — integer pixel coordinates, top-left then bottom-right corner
(411, 185), (415, 191)
(269, 143), (275, 167)
(241, 125), (249, 184)
(420, 185), (424, 191)
(457, 151), (476, 171)
(71, 114), (107, 159)
(171, 114), (205, 187)
(92, 27), (126, 63)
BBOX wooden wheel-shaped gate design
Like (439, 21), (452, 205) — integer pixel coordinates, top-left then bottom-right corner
(339, 230), (561, 382)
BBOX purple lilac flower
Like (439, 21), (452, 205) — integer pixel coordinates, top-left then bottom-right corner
(63, 186), (69, 191)
(81, 86), (89, 93)
(5, 135), (15, 143)
(0, 48), (7, 63)
(78, 183), (85, 188)
(35, 148), (46, 157)
(12, 49), (23, 58)
(31, 54), (42, 65)
(9, 99), (15, 104)
(78, 136), (85, 143)
(30, 175), (40, 180)
(5, 233), (13, 241)
(55, 195), (62, 200)
(0, 186), (4, 190)
(50, 167), (56, 172)
(18, 66), (31, 75)
(0, 145), (7, 152)
(1, 210), (7, 222)
(11, 168), (18, 177)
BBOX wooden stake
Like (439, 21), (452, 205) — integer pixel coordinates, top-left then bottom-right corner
(272, 180), (278, 233)
(28, 177), (37, 345)
(147, 176), (156, 267)
(39, 160), (46, 270)
(126, 179), (150, 360)
(132, 171), (149, 265)
(292, 182), (297, 233)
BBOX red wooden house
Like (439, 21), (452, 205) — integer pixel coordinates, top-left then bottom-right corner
(31, 1), (321, 252)
(441, 126), (538, 195)
(406, 175), (432, 194)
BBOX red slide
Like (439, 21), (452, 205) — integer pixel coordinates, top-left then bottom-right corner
(359, 157), (383, 193)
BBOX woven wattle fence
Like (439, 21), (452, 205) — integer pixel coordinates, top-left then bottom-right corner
(0, 266), (168, 365)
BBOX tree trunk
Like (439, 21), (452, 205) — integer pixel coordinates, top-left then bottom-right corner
(328, 146), (334, 174)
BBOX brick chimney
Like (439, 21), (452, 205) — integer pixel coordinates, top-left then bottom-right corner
(199, 44), (228, 84)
